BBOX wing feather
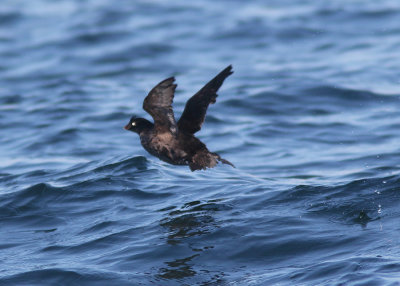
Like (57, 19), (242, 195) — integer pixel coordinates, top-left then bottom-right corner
(178, 65), (233, 134)
(143, 77), (178, 135)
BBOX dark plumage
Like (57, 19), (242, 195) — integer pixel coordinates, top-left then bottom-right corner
(124, 65), (234, 171)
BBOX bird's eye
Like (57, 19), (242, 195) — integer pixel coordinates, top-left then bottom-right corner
(131, 122), (136, 126)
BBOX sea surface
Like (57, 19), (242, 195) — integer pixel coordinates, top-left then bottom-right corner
(1, 0), (400, 285)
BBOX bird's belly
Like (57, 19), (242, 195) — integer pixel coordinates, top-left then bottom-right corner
(141, 136), (189, 166)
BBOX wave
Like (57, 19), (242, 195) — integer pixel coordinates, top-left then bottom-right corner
(0, 268), (142, 286)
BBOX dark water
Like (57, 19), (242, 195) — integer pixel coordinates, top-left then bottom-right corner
(1, 0), (400, 285)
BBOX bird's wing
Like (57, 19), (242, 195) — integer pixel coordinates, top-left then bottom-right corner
(177, 65), (233, 134)
(143, 77), (178, 135)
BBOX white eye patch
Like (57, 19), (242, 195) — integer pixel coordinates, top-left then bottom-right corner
(131, 122), (136, 126)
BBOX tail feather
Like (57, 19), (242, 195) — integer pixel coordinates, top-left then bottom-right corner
(189, 151), (235, 171)
(213, 153), (235, 168)
(219, 157), (235, 168)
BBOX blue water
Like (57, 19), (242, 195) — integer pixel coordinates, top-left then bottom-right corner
(1, 0), (400, 285)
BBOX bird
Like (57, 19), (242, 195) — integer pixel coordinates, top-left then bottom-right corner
(124, 65), (235, 171)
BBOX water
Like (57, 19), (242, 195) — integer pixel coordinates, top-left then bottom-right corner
(1, 0), (400, 285)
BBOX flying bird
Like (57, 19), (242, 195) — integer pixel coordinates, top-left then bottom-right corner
(124, 65), (234, 171)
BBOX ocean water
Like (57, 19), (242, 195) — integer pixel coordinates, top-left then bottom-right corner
(1, 0), (400, 285)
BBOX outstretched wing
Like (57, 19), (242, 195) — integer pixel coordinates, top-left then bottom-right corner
(178, 65), (233, 134)
(143, 77), (178, 135)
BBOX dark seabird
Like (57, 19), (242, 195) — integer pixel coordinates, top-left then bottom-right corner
(124, 65), (235, 171)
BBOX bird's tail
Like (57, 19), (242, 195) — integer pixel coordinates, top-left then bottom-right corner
(189, 152), (235, 171)
(213, 153), (235, 168)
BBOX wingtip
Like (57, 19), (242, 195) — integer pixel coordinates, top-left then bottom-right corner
(224, 64), (234, 75)
(157, 76), (177, 89)
(164, 76), (176, 83)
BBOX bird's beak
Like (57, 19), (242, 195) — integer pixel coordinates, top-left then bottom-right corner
(124, 123), (130, 130)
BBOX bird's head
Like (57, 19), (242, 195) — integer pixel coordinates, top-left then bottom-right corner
(124, 116), (153, 134)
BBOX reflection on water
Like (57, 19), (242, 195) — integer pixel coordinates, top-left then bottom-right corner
(159, 254), (198, 279)
(158, 199), (228, 282)
(161, 213), (215, 244)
